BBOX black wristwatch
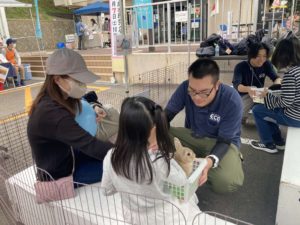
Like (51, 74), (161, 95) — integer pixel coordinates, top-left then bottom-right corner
(207, 155), (218, 168)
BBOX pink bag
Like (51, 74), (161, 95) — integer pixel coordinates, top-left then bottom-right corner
(34, 148), (76, 203)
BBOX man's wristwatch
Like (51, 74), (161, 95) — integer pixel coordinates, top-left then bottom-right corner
(207, 155), (219, 168)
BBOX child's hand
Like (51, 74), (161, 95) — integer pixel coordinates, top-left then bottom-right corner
(94, 106), (107, 123)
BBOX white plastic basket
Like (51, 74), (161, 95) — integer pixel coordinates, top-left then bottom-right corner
(163, 158), (207, 202)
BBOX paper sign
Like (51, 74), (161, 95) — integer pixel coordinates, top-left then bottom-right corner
(0, 65), (9, 84)
(175, 11), (188, 23)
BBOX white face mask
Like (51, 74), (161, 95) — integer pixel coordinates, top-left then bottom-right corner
(58, 79), (87, 99)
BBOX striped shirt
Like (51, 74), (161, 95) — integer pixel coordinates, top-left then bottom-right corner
(265, 66), (300, 121)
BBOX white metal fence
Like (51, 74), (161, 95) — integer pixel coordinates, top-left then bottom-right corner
(0, 112), (253, 225)
(125, 0), (205, 52)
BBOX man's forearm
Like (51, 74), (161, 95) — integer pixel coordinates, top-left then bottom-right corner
(164, 108), (177, 123)
(208, 138), (231, 167)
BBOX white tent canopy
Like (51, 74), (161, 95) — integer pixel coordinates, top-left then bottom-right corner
(0, 0), (32, 40)
(0, 0), (32, 8)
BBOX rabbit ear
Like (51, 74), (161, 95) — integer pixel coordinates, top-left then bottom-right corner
(174, 138), (183, 150)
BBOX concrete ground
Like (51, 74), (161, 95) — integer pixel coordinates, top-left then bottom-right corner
(0, 71), (284, 225)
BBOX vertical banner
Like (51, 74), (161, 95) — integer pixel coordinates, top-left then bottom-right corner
(210, 0), (219, 17)
(34, 0), (42, 39)
(133, 0), (153, 29)
(110, 0), (122, 56)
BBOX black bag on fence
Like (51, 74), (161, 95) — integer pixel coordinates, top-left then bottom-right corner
(232, 29), (267, 55)
(217, 39), (234, 55)
(200, 33), (222, 47)
(196, 46), (215, 57)
(200, 33), (233, 56)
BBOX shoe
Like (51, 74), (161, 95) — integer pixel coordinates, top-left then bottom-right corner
(250, 140), (278, 154)
(20, 79), (25, 86)
(276, 144), (285, 151)
(14, 80), (20, 87)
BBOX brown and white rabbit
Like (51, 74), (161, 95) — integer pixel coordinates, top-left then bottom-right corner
(173, 138), (196, 177)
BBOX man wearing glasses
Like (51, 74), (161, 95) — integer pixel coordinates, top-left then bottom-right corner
(165, 58), (244, 193)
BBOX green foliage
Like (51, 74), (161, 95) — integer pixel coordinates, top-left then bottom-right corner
(5, 0), (73, 20)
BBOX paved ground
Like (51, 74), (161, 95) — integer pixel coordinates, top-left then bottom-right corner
(0, 72), (284, 225)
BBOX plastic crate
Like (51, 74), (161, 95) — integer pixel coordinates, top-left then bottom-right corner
(163, 158), (207, 202)
(24, 64), (32, 80)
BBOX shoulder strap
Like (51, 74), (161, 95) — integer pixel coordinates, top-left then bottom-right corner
(70, 147), (75, 175)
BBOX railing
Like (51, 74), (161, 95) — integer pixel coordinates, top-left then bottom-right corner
(125, 0), (204, 52)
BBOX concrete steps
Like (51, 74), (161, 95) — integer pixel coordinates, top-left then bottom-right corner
(21, 54), (113, 81)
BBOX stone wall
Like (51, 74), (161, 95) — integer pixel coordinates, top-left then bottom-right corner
(7, 19), (75, 52)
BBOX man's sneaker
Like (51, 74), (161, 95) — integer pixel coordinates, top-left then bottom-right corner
(249, 140), (278, 154)
(276, 144), (285, 151)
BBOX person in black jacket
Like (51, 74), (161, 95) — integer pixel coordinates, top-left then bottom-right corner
(27, 48), (113, 184)
(232, 42), (281, 124)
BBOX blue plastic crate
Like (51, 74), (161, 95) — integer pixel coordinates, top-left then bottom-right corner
(24, 64), (32, 80)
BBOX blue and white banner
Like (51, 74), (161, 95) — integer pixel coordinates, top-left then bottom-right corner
(133, 0), (153, 29)
(34, 0), (42, 38)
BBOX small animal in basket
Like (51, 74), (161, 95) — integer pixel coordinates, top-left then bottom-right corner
(173, 138), (196, 177)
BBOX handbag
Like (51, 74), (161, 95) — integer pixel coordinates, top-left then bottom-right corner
(196, 46), (215, 57)
(34, 148), (75, 204)
(95, 104), (119, 142)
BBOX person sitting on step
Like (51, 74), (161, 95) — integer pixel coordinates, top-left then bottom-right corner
(2, 38), (25, 86)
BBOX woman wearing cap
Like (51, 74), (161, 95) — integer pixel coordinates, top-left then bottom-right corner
(27, 48), (113, 184)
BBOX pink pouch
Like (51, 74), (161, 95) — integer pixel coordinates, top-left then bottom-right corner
(34, 148), (76, 203)
(35, 175), (75, 203)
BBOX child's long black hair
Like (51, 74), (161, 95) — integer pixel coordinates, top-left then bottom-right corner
(111, 96), (175, 184)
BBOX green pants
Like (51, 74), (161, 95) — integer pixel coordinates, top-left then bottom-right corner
(170, 127), (244, 193)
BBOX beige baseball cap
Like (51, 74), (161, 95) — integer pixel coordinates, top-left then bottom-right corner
(46, 48), (98, 83)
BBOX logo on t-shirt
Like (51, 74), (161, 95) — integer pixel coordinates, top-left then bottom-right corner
(258, 73), (265, 79)
(209, 113), (221, 123)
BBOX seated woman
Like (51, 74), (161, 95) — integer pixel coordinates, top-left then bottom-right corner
(27, 48), (113, 184)
(101, 96), (201, 224)
(250, 35), (300, 153)
(232, 42), (281, 124)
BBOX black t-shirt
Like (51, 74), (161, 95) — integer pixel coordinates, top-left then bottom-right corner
(27, 95), (113, 180)
(232, 60), (278, 96)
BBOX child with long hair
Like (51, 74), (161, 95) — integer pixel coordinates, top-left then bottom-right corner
(101, 96), (201, 224)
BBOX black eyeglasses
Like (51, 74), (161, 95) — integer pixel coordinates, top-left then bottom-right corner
(187, 86), (214, 98)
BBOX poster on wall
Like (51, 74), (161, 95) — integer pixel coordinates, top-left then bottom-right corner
(210, 0), (219, 16)
(110, 0), (122, 56)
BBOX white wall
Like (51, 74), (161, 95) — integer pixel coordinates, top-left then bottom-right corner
(207, 0), (257, 38)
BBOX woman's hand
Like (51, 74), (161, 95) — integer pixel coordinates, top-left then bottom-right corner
(94, 106), (107, 123)
(247, 87), (256, 99)
(198, 157), (213, 186)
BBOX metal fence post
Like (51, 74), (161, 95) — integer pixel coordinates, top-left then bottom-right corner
(167, 3), (171, 53)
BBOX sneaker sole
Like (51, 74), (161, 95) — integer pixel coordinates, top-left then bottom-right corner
(276, 145), (285, 151)
(250, 143), (278, 154)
